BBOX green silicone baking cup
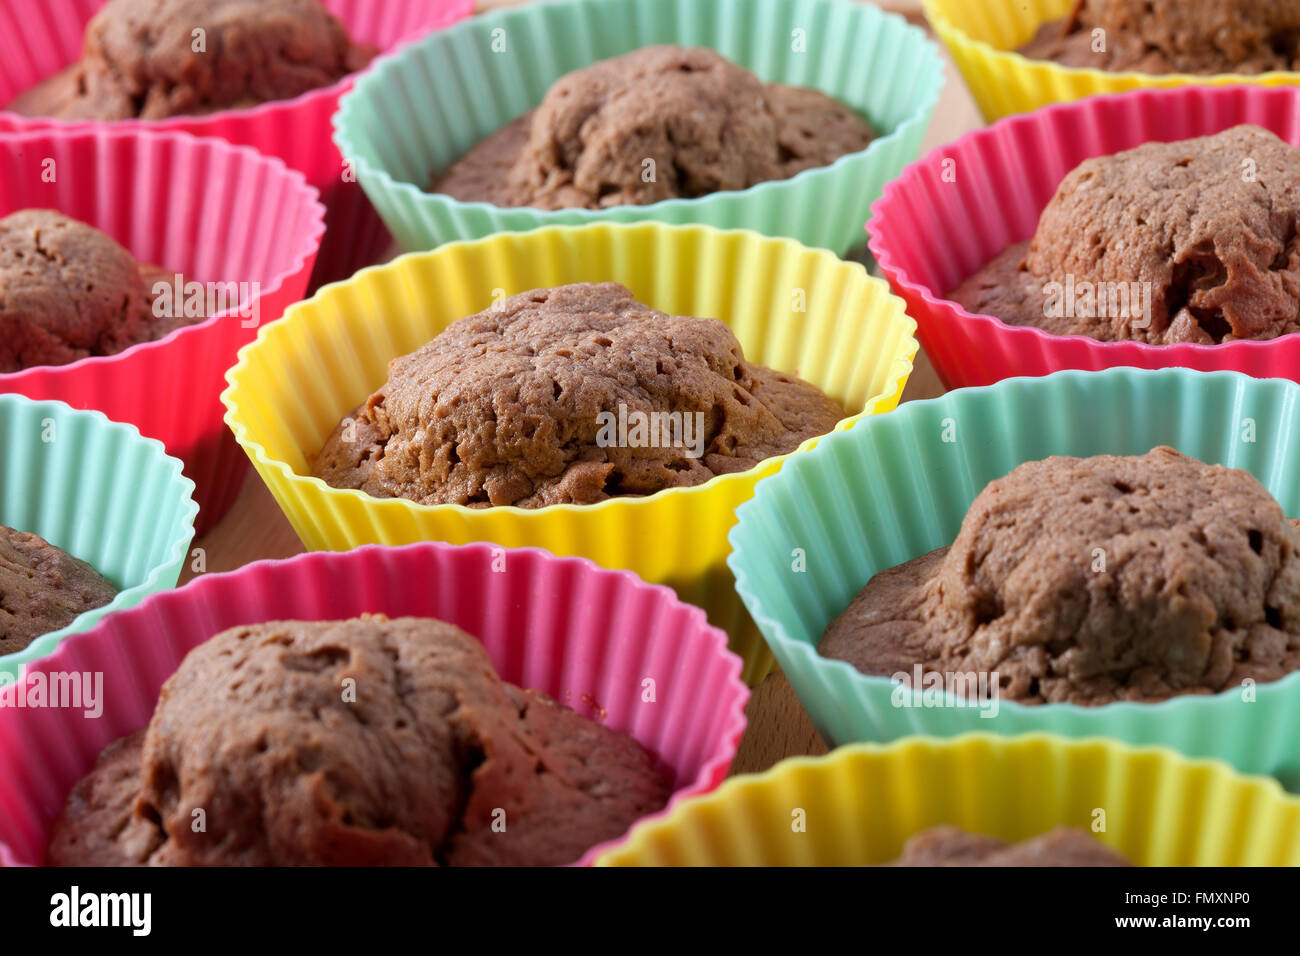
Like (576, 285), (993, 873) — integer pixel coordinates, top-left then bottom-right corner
(333, 0), (943, 255)
(728, 368), (1300, 788)
(0, 395), (198, 679)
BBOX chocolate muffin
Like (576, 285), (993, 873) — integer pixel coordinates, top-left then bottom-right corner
(819, 447), (1300, 706)
(888, 826), (1131, 867)
(313, 282), (846, 508)
(0, 526), (117, 656)
(46, 616), (670, 866)
(1019, 0), (1300, 75)
(950, 126), (1300, 345)
(0, 209), (201, 373)
(8, 0), (375, 121)
(432, 45), (874, 210)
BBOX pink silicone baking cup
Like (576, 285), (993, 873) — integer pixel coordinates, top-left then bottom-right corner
(0, 0), (473, 286)
(0, 542), (749, 867)
(0, 127), (325, 534)
(867, 84), (1300, 390)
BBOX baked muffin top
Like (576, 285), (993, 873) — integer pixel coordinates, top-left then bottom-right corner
(1019, 0), (1300, 75)
(950, 126), (1300, 345)
(819, 447), (1300, 705)
(314, 282), (845, 508)
(47, 616), (670, 866)
(433, 45), (874, 210)
(887, 826), (1131, 867)
(0, 526), (117, 655)
(0, 209), (196, 373)
(8, 0), (374, 120)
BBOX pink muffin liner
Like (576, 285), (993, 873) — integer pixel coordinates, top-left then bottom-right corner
(867, 84), (1300, 389)
(0, 0), (474, 287)
(0, 542), (749, 867)
(0, 127), (325, 533)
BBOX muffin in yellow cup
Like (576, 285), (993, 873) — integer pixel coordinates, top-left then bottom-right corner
(221, 222), (917, 685)
(923, 0), (1300, 121)
(596, 733), (1300, 866)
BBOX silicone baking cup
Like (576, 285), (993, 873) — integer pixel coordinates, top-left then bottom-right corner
(0, 394), (197, 680)
(868, 84), (1300, 390)
(222, 222), (918, 685)
(0, 127), (325, 534)
(923, 0), (1300, 122)
(0, 542), (749, 867)
(0, 0), (473, 286)
(597, 734), (1300, 866)
(333, 0), (943, 256)
(728, 368), (1300, 786)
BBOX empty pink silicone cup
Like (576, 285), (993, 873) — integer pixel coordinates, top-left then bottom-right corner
(0, 0), (473, 287)
(0, 126), (326, 533)
(867, 84), (1300, 390)
(0, 541), (749, 867)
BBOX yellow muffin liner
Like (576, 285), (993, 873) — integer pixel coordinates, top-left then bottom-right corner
(923, 0), (1300, 121)
(221, 223), (917, 685)
(597, 733), (1300, 866)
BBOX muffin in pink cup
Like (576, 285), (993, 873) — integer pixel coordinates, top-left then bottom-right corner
(0, 0), (473, 288)
(0, 126), (325, 533)
(0, 542), (748, 867)
(867, 84), (1300, 390)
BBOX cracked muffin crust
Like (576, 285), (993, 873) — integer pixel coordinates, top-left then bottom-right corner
(46, 616), (670, 866)
(432, 45), (874, 210)
(0, 209), (196, 373)
(819, 447), (1300, 706)
(0, 526), (117, 656)
(950, 126), (1300, 345)
(887, 826), (1132, 867)
(8, 0), (375, 121)
(1019, 0), (1300, 75)
(313, 282), (846, 508)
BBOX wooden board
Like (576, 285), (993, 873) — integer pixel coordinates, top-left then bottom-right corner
(185, 0), (984, 777)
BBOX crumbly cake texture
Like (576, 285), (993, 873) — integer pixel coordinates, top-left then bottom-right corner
(46, 616), (670, 866)
(8, 0), (375, 120)
(950, 126), (1300, 345)
(1018, 0), (1300, 75)
(820, 447), (1300, 706)
(0, 526), (117, 656)
(432, 45), (874, 210)
(888, 826), (1132, 867)
(313, 282), (846, 508)
(0, 209), (196, 373)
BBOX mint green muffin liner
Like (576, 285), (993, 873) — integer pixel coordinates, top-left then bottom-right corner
(333, 0), (943, 255)
(728, 368), (1300, 788)
(0, 396), (198, 679)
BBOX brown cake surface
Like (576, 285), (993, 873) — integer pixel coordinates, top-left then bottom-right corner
(8, 0), (374, 121)
(888, 826), (1131, 867)
(819, 447), (1300, 706)
(1018, 0), (1300, 75)
(432, 45), (874, 210)
(0, 209), (200, 373)
(44, 732), (165, 865)
(313, 282), (846, 508)
(46, 616), (670, 866)
(0, 526), (117, 655)
(950, 126), (1300, 345)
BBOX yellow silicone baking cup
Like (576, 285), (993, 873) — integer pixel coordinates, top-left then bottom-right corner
(221, 222), (917, 685)
(923, 0), (1300, 121)
(596, 733), (1300, 866)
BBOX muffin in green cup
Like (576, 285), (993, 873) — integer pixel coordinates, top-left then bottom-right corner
(729, 368), (1300, 787)
(0, 395), (197, 679)
(333, 0), (943, 254)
